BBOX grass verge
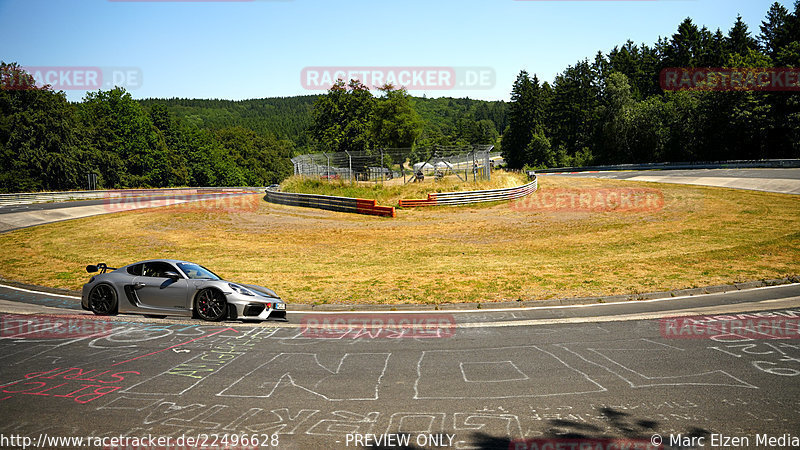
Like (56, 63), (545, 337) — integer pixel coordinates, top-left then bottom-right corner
(0, 175), (797, 305)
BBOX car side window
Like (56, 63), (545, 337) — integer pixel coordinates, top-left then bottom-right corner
(127, 264), (143, 276)
(141, 262), (179, 278)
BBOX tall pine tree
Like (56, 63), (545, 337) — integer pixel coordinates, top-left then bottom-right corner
(760, 2), (790, 58)
(728, 15), (759, 57)
(502, 71), (537, 168)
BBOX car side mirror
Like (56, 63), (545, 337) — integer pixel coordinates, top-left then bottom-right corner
(163, 271), (181, 280)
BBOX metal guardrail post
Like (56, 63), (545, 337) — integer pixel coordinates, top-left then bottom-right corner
(485, 151), (491, 181)
(346, 151), (353, 184)
(323, 152), (331, 182)
(471, 150), (476, 180)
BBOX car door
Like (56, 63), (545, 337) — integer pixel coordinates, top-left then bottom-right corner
(132, 261), (190, 310)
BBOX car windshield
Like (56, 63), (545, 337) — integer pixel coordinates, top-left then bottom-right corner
(177, 263), (220, 280)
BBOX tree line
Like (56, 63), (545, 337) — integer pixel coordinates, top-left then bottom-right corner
(2, 2), (797, 192)
(1, 64), (294, 192)
(502, 2), (800, 168)
(0, 67), (508, 192)
(141, 87), (509, 154)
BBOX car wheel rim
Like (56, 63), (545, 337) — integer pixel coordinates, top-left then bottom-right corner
(90, 285), (114, 313)
(197, 290), (224, 319)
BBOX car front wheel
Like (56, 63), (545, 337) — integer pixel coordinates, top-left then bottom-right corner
(194, 288), (226, 322)
(88, 284), (118, 316)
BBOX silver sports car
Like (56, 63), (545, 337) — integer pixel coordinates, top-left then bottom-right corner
(81, 259), (287, 321)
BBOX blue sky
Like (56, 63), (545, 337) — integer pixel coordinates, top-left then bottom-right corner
(0, 0), (790, 102)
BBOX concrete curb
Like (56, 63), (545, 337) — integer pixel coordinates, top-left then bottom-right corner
(275, 276), (800, 311)
(2, 276), (797, 312)
(0, 279), (82, 297)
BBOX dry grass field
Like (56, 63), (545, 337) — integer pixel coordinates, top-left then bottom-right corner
(0, 174), (797, 306)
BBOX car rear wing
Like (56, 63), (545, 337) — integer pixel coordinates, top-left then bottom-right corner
(86, 263), (117, 274)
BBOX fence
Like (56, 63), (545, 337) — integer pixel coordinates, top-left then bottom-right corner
(0, 187), (262, 208)
(265, 188), (395, 217)
(291, 145), (499, 184)
(398, 177), (538, 207)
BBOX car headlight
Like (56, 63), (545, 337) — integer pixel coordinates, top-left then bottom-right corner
(228, 283), (255, 296)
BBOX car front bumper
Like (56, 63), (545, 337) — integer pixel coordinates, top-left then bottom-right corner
(224, 293), (287, 320)
(80, 282), (92, 311)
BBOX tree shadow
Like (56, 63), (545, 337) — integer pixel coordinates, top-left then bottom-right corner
(543, 407), (708, 443)
(366, 407), (711, 450)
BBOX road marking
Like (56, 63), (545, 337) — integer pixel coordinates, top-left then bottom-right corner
(0, 282), (798, 315)
(111, 327), (239, 366)
(0, 283), (80, 299)
(66, 295), (795, 331)
(454, 296), (800, 328)
(288, 283), (800, 314)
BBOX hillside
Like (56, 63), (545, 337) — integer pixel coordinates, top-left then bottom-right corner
(138, 95), (509, 154)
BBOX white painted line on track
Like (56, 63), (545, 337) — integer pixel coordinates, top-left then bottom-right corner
(287, 283), (800, 314)
(0, 283), (80, 299)
(116, 295), (800, 329)
(1, 282), (797, 314)
(456, 296), (800, 328)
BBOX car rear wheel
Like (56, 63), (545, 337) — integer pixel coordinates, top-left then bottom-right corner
(88, 284), (118, 316)
(195, 288), (226, 322)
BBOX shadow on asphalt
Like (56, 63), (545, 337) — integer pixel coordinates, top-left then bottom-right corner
(543, 406), (709, 443)
(365, 407), (711, 450)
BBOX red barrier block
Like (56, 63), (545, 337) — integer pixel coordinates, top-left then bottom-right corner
(368, 206), (396, 217)
(398, 196), (437, 207)
(356, 199), (396, 217)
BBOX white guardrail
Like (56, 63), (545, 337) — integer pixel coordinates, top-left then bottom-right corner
(0, 187), (263, 208)
(399, 177), (538, 207)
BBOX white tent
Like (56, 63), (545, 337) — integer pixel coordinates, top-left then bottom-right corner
(413, 162), (435, 172)
(434, 161), (454, 170)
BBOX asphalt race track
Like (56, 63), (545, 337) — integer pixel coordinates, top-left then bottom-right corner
(546, 168), (800, 195)
(1, 170), (799, 449)
(0, 191), (258, 233)
(0, 283), (798, 449)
